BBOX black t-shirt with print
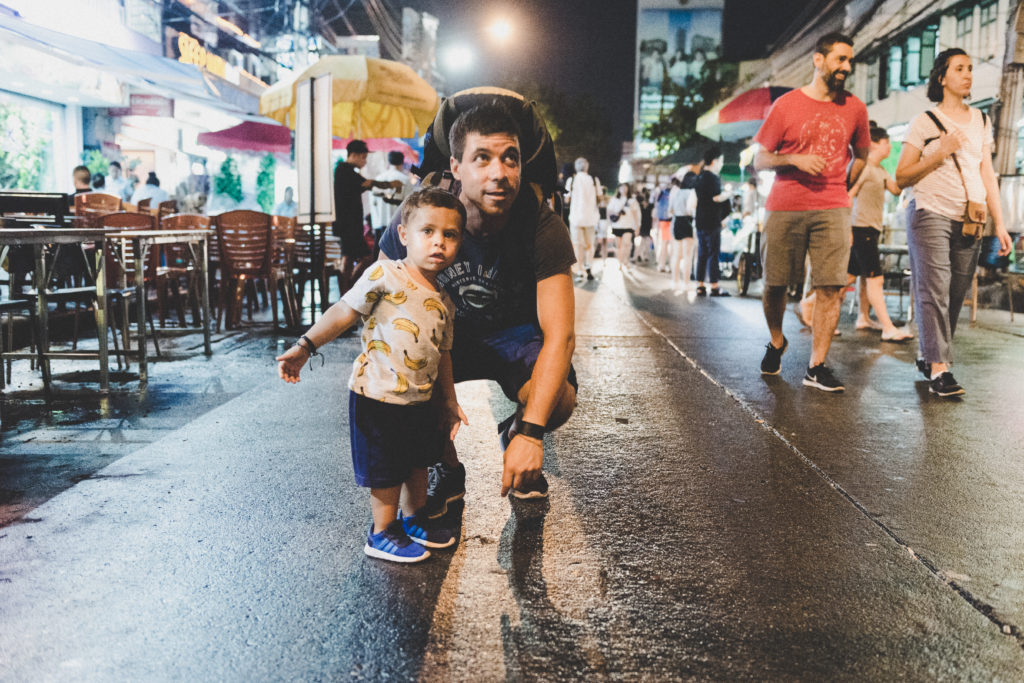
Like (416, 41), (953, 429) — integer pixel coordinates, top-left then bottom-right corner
(380, 188), (575, 338)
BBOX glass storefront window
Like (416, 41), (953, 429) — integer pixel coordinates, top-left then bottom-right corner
(0, 90), (60, 191)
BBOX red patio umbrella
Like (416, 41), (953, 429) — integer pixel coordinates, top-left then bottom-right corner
(332, 136), (419, 163)
(196, 121), (292, 155)
(697, 86), (792, 142)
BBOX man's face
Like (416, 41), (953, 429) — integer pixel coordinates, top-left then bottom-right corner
(348, 152), (368, 168)
(816, 42), (853, 92)
(108, 164), (121, 179)
(450, 132), (521, 217)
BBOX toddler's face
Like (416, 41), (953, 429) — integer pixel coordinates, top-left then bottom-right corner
(399, 206), (463, 274)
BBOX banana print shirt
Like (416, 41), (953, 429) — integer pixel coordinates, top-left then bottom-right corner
(341, 260), (455, 405)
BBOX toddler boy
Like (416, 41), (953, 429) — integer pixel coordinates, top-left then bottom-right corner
(277, 188), (467, 562)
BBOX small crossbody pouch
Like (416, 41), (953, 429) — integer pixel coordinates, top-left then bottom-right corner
(924, 110), (985, 240)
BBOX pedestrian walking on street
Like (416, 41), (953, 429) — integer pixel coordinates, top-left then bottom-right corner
(608, 183), (641, 272)
(895, 48), (1013, 397)
(668, 174), (697, 293)
(846, 125), (913, 342)
(694, 148), (732, 297)
(277, 189), (469, 563)
(564, 156), (601, 281)
(754, 31), (871, 392)
(653, 180), (673, 271)
(379, 99), (578, 510)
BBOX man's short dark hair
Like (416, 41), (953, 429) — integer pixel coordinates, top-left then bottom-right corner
(927, 48), (969, 103)
(400, 187), (467, 232)
(109, 161), (122, 171)
(387, 150), (404, 166)
(449, 102), (521, 162)
(72, 165), (91, 184)
(346, 139), (369, 155)
(702, 146), (722, 165)
(815, 32), (853, 57)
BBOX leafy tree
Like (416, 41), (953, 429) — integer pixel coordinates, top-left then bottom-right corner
(214, 156), (243, 203)
(506, 81), (618, 190)
(256, 154), (275, 213)
(82, 148), (109, 177)
(643, 62), (739, 157)
(0, 103), (49, 190)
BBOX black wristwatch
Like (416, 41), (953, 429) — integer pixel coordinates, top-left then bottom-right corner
(517, 421), (545, 440)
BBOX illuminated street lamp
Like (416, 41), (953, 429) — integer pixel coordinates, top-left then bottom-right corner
(487, 17), (513, 43)
(442, 44), (475, 73)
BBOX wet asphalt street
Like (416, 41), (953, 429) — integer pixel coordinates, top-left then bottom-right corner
(2, 260), (1024, 681)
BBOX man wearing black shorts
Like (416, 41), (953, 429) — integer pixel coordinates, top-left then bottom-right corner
(333, 139), (403, 293)
(379, 101), (577, 508)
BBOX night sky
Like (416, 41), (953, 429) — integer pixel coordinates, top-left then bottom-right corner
(407, 1), (805, 149)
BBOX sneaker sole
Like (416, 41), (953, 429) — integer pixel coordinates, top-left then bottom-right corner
(930, 387), (965, 397)
(761, 366), (782, 376)
(802, 377), (845, 392)
(425, 490), (466, 519)
(509, 489), (549, 500)
(408, 535), (456, 549)
(364, 545), (431, 563)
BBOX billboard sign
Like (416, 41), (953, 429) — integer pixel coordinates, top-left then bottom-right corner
(636, 2), (722, 157)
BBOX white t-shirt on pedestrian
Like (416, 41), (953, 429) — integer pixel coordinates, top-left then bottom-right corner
(566, 172), (600, 228)
(904, 107), (992, 221)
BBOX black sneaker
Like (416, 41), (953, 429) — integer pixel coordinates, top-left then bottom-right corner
(803, 363), (845, 392)
(586, 268), (594, 281)
(696, 286), (708, 296)
(916, 358), (930, 379)
(423, 462), (466, 519)
(510, 472), (549, 499)
(710, 288), (731, 297)
(760, 336), (788, 375)
(929, 372), (965, 397)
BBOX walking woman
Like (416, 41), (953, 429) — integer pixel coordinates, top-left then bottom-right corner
(895, 48), (1012, 397)
(607, 183), (642, 272)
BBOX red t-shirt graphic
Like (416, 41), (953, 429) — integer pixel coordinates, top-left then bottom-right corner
(754, 89), (870, 212)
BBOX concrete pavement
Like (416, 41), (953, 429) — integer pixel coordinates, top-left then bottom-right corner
(2, 262), (1023, 680)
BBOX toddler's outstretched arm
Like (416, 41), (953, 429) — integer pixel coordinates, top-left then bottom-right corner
(276, 300), (361, 383)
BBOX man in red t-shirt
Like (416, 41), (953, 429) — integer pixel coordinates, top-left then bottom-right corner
(753, 32), (870, 392)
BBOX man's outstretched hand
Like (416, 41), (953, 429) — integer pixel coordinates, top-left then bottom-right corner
(500, 435), (543, 497)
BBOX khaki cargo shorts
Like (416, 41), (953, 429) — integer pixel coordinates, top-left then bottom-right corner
(761, 207), (852, 288)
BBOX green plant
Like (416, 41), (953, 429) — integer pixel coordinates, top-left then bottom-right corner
(83, 149), (109, 177)
(256, 154), (275, 213)
(214, 156), (243, 203)
(0, 102), (49, 190)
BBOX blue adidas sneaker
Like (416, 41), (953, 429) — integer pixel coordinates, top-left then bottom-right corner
(400, 512), (456, 548)
(364, 520), (430, 563)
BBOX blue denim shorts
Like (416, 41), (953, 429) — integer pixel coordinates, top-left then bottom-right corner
(349, 392), (443, 488)
(451, 322), (578, 402)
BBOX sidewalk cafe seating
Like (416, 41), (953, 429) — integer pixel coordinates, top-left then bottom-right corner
(99, 212), (161, 367)
(156, 213), (209, 328)
(271, 215), (300, 328)
(2, 191), (93, 359)
(74, 192), (122, 228)
(213, 210), (276, 331)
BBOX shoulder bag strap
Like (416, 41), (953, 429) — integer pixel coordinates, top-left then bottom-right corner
(925, 109), (971, 201)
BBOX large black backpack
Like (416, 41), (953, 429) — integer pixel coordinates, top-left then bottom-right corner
(414, 87), (559, 201)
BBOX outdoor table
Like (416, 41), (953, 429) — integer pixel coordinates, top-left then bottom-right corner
(0, 225), (116, 393)
(111, 229), (212, 384)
